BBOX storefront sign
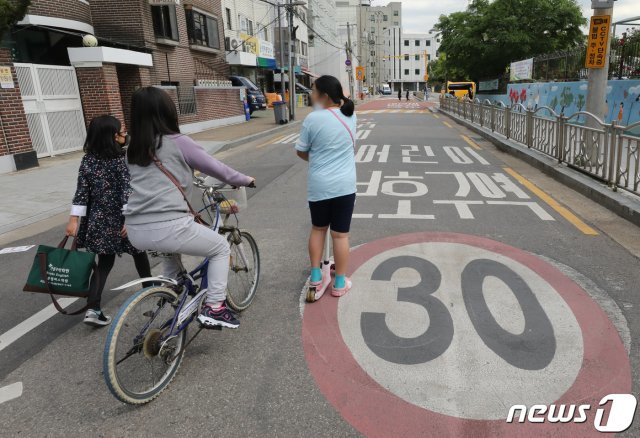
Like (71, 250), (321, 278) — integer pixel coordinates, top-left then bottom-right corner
(0, 67), (14, 89)
(260, 40), (274, 59)
(585, 15), (611, 69)
(510, 59), (533, 81)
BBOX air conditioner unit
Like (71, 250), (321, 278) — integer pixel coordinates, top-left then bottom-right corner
(231, 39), (240, 51)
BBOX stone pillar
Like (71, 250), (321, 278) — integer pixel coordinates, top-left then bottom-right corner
(0, 48), (37, 173)
(75, 63), (125, 128)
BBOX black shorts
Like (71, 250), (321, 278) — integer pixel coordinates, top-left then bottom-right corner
(309, 193), (356, 233)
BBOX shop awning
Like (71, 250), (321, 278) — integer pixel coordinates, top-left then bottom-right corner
(302, 68), (319, 78)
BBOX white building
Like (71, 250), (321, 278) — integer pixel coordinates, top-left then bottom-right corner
(358, 1), (402, 92)
(335, 0), (361, 97)
(383, 27), (440, 92)
(307, 0), (341, 80)
(221, 0), (278, 92)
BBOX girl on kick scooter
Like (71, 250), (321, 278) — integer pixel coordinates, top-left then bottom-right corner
(295, 75), (357, 301)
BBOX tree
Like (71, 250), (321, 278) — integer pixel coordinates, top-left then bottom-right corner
(435, 0), (586, 81)
(0, 0), (31, 43)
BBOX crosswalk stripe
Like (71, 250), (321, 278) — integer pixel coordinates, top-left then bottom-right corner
(279, 133), (300, 143)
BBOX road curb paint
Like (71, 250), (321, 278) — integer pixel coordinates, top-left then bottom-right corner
(302, 232), (631, 437)
(503, 168), (598, 236)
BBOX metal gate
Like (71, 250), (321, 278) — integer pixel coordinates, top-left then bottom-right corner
(14, 63), (86, 158)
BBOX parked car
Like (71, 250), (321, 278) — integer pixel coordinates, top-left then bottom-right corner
(381, 84), (392, 95)
(229, 76), (267, 114)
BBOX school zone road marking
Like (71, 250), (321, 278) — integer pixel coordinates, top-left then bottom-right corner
(461, 135), (482, 151)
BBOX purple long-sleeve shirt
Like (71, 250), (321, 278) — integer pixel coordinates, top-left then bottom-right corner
(124, 134), (252, 225)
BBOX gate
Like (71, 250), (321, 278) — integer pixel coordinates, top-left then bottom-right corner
(14, 63), (86, 158)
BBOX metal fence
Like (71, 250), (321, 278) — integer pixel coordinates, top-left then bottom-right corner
(440, 95), (640, 197)
(530, 43), (640, 81)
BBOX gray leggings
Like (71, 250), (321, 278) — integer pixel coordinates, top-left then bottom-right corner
(127, 216), (229, 304)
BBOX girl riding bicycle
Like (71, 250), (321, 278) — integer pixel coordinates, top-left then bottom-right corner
(124, 87), (255, 329)
(295, 75), (357, 297)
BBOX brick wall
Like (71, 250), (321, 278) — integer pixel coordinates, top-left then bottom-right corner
(91, 0), (229, 86)
(117, 64), (152, 128)
(0, 48), (34, 157)
(158, 86), (245, 126)
(28, 0), (92, 26)
(76, 65), (125, 127)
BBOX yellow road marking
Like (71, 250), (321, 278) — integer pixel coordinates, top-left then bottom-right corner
(461, 135), (482, 150)
(503, 167), (598, 236)
(443, 121), (453, 128)
(257, 135), (286, 149)
(432, 114), (440, 119)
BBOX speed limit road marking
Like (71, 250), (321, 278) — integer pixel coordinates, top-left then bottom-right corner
(302, 233), (631, 437)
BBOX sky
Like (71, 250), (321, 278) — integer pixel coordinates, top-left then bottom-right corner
(370, 0), (639, 36)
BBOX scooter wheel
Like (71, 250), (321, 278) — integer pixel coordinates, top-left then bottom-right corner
(306, 286), (317, 303)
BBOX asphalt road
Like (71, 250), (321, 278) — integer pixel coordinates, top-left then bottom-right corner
(0, 97), (638, 437)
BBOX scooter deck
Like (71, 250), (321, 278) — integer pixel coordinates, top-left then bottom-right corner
(305, 259), (335, 303)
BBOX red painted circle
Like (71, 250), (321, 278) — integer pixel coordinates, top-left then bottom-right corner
(302, 232), (631, 437)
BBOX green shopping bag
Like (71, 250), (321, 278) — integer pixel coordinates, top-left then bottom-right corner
(23, 236), (97, 315)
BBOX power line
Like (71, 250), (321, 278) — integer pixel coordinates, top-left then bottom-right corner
(292, 9), (344, 51)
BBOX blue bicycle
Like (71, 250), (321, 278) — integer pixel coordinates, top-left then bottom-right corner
(102, 178), (260, 404)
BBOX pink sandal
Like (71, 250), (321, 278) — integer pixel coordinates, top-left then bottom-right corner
(331, 278), (352, 297)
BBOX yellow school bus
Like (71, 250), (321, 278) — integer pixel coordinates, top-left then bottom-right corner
(446, 81), (476, 99)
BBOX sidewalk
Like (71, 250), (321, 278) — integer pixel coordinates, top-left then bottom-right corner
(0, 106), (312, 237)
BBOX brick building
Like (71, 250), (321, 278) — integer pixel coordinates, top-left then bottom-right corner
(0, 0), (246, 174)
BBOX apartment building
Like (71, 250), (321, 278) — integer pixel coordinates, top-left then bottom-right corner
(221, 0), (278, 92)
(0, 0), (246, 174)
(307, 0), (341, 80)
(383, 27), (439, 92)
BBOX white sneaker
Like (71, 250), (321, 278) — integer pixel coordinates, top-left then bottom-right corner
(83, 309), (111, 327)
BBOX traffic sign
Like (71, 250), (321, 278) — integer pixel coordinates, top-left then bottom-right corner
(586, 15), (611, 69)
(303, 232), (631, 436)
(345, 59), (352, 67)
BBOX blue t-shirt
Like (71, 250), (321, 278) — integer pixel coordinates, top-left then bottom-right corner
(295, 109), (357, 202)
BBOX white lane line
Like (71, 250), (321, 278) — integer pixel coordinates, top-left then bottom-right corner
(0, 298), (78, 352)
(465, 147), (490, 165)
(0, 382), (23, 405)
(357, 130), (371, 140)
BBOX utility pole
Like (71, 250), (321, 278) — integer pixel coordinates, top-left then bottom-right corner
(346, 22), (355, 101)
(585, 0), (614, 164)
(288, 0), (297, 121)
(278, 3), (286, 104)
(585, 0), (614, 122)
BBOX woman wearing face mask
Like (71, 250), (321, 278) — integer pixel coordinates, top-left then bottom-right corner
(295, 75), (357, 297)
(66, 115), (152, 327)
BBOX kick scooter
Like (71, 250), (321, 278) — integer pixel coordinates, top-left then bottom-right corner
(305, 230), (335, 303)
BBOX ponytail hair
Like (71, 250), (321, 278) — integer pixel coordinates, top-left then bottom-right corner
(313, 75), (355, 117)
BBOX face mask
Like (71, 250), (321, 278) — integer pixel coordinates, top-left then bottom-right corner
(313, 103), (325, 112)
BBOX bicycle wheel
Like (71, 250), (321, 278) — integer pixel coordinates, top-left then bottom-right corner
(103, 287), (187, 405)
(226, 230), (260, 312)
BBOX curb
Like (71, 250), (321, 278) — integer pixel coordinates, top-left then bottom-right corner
(439, 108), (640, 228)
(215, 118), (304, 154)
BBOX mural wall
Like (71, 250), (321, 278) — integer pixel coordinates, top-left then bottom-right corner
(477, 80), (640, 126)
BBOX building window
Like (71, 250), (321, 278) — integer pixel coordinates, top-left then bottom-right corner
(383, 15), (388, 21)
(426, 40), (431, 46)
(247, 20), (254, 36)
(371, 50), (375, 56)
(393, 10), (399, 16)
(186, 9), (220, 49)
(239, 15), (248, 33)
(371, 28), (375, 34)
(427, 54), (431, 60)
(404, 69), (409, 75)
(393, 21), (398, 26)
(152, 6), (179, 41)
(225, 8), (232, 30)
(415, 54), (420, 61)
(404, 40), (409, 46)
(404, 54), (409, 61)
(415, 69), (420, 75)
(301, 41), (307, 56)
(415, 40), (420, 46)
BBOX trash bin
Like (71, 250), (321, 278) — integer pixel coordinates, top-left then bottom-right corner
(273, 101), (289, 125)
